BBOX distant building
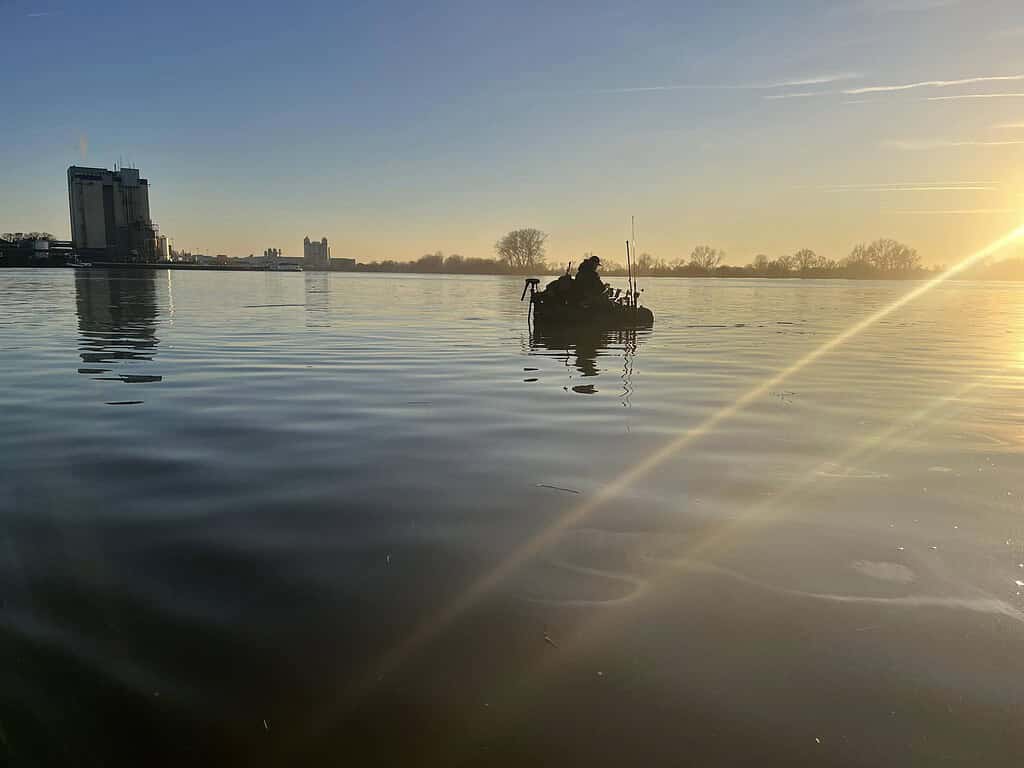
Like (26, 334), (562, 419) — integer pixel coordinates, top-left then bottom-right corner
(157, 234), (171, 260)
(331, 257), (356, 270)
(0, 234), (74, 266)
(272, 257), (303, 272)
(67, 165), (161, 262)
(303, 236), (330, 269)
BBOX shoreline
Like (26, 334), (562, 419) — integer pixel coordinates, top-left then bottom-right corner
(0, 262), (942, 279)
(1, 263), (1017, 280)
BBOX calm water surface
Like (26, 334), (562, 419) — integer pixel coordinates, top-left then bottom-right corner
(2, 269), (1024, 766)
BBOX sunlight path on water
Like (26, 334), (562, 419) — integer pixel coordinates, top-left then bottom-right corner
(520, 375), (991, 610)
(338, 223), (1024, 713)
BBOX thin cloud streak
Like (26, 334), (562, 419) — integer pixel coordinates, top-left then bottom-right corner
(846, 74), (1024, 94)
(593, 73), (860, 95)
(884, 139), (1024, 150)
(861, 0), (959, 11)
(763, 90), (833, 100)
(926, 93), (1024, 101)
(815, 181), (999, 189)
(884, 208), (1020, 215)
(833, 186), (996, 192)
(803, 182), (998, 193)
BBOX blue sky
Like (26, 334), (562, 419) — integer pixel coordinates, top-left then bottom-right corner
(3, 0), (1024, 264)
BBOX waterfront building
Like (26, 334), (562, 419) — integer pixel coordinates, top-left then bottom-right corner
(157, 234), (171, 261)
(67, 165), (161, 262)
(303, 236), (330, 269)
(0, 235), (74, 266)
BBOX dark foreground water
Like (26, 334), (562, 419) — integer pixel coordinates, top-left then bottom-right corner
(2, 268), (1024, 766)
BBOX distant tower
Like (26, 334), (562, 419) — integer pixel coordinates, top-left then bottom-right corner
(302, 235), (330, 269)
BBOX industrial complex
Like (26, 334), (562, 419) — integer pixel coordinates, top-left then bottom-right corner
(2, 165), (352, 270)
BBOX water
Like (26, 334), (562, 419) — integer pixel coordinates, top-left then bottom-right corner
(2, 268), (1024, 766)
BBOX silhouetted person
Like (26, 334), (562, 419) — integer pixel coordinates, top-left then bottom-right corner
(575, 255), (608, 304)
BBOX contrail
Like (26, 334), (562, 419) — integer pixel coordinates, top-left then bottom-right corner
(926, 93), (1024, 101)
(846, 74), (1024, 94)
(593, 73), (860, 94)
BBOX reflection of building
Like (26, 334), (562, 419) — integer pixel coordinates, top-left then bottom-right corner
(304, 272), (330, 327)
(75, 269), (160, 369)
(68, 166), (161, 263)
(303, 236), (330, 269)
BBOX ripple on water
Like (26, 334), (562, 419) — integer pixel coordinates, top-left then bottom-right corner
(851, 560), (916, 583)
(4, 271), (1024, 764)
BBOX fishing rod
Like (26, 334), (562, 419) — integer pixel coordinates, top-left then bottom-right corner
(624, 240), (633, 308)
(631, 216), (639, 308)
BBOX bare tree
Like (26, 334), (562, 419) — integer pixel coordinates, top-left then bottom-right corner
(793, 248), (820, 274)
(845, 239), (920, 274)
(495, 228), (548, 273)
(752, 254), (770, 273)
(415, 251), (445, 272)
(689, 245), (723, 271)
(773, 254), (794, 273)
(634, 251), (655, 276)
(887, 241), (921, 273)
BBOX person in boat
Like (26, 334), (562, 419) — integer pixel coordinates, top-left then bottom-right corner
(574, 255), (609, 303)
(528, 253), (654, 327)
(538, 255), (615, 310)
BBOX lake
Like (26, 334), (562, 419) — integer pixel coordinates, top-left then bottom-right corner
(2, 268), (1023, 766)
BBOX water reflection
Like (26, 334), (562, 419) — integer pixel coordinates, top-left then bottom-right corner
(304, 272), (331, 328)
(75, 269), (162, 382)
(529, 327), (645, 397)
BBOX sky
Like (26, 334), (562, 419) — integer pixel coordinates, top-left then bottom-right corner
(3, 0), (1024, 265)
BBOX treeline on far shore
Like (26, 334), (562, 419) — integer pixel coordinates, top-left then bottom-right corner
(355, 235), (948, 279)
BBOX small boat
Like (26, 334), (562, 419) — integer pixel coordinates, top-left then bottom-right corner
(67, 256), (92, 268)
(522, 254), (654, 329)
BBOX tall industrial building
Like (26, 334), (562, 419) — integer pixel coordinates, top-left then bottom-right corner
(303, 236), (330, 269)
(68, 165), (161, 262)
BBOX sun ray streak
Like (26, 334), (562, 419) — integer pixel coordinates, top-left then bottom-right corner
(332, 222), (1024, 724)
(435, 367), (1018, 764)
